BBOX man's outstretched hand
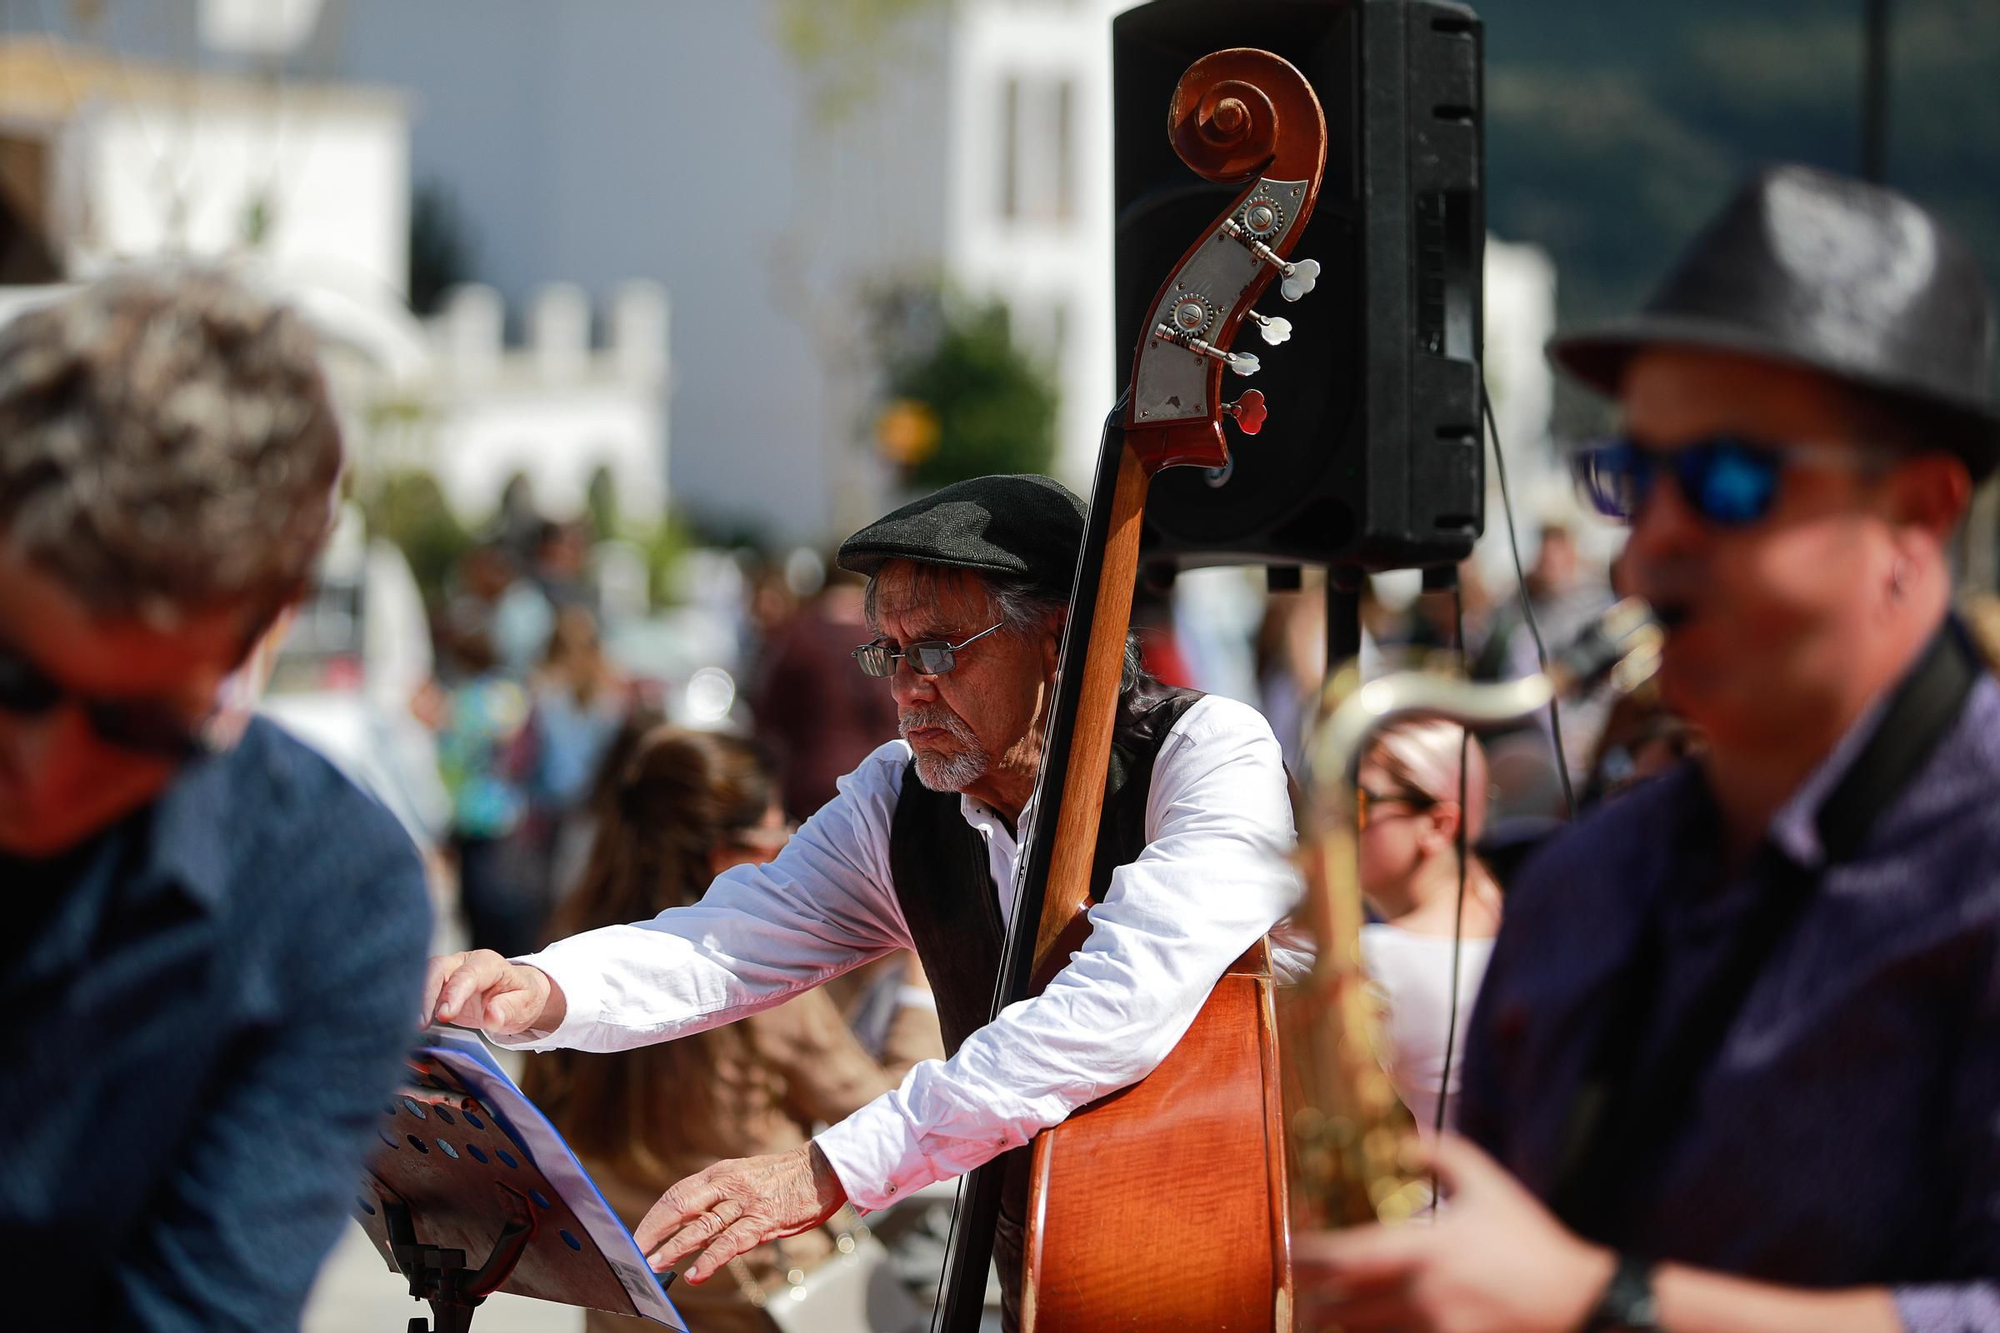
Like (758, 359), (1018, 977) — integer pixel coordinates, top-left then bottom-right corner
(635, 1143), (849, 1285)
(422, 949), (566, 1037)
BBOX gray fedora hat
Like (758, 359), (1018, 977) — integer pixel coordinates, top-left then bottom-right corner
(1549, 164), (2000, 478)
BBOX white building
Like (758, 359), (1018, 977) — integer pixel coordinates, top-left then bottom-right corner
(0, 28), (669, 534)
(0, 36), (409, 312)
(1479, 234), (1624, 572)
(412, 280), (670, 529)
(0, 33), (434, 468)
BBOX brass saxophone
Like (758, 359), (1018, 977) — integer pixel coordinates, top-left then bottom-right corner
(1283, 598), (1662, 1231)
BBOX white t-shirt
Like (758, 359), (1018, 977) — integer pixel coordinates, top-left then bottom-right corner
(1359, 923), (1497, 1137)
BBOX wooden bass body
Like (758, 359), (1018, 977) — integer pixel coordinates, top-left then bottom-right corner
(1022, 942), (1291, 1332)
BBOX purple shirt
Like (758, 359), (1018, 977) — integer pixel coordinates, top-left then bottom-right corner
(1460, 674), (2000, 1330)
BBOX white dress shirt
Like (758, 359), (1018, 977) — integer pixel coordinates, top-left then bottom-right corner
(497, 693), (1305, 1210)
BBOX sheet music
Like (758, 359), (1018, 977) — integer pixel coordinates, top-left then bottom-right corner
(416, 1028), (687, 1329)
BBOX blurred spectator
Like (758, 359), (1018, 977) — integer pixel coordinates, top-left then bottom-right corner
(529, 605), (631, 894)
(1475, 522), (1616, 792)
(433, 628), (540, 957)
(746, 554), (804, 656)
(443, 543), (513, 659)
(0, 268), (429, 1327)
(749, 565), (899, 819)
(1477, 525), (1614, 679)
(494, 473), (543, 568)
(522, 727), (933, 1332)
(493, 554), (557, 678)
(440, 541), (550, 680)
(1355, 719), (1500, 1137)
(1131, 584), (1196, 688)
(1254, 570), (1383, 773)
(1256, 577), (1327, 774)
(533, 518), (597, 613)
(1403, 561), (1498, 660)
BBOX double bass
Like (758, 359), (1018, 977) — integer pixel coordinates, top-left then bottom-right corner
(930, 48), (1328, 1333)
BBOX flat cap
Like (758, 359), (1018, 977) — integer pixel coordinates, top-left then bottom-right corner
(836, 473), (1086, 600)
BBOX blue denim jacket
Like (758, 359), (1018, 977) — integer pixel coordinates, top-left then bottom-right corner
(0, 718), (431, 1330)
(1461, 673), (2000, 1330)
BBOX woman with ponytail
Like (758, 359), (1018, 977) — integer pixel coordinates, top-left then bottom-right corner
(522, 725), (939, 1331)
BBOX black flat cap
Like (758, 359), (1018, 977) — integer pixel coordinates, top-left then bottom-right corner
(1549, 164), (2000, 478)
(837, 473), (1087, 600)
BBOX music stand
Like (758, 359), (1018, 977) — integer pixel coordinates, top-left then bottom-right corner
(351, 1031), (687, 1332)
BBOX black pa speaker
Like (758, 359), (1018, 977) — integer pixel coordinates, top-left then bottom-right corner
(1115, 0), (1485, 573)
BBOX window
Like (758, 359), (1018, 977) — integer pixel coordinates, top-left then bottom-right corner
(1000, 77), (1022, 221)
(998, 75), (1078, 226)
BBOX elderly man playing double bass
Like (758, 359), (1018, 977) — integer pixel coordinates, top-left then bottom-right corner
(425, 474), (1304, 1324)
(1308, 166), (2000, 1332)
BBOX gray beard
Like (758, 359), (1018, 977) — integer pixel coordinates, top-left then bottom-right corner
(901, 706), (989, 792)
(913, 746), (988, 792)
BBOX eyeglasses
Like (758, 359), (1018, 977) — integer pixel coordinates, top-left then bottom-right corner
(1572, 435), (1894, 528)
(0, 640), (216, 761)
(1356, 785), (1435, 830)
(852, 621), (1006, 678)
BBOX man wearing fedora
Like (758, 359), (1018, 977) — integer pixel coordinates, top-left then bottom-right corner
(1307, 166), (2000, 1330)
(424, 474), (1306, 1324)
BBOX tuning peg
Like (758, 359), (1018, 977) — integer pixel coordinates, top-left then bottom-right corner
(1245, 310), (1292, 346)
(1224, 390), (1267, 435)
(1222, 217), (1320, 303)
(1153, 320), (1261, 377)
(1280, 258), (1321, 302)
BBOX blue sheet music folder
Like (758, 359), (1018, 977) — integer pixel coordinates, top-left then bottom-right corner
(351, 1028), (688, 1328)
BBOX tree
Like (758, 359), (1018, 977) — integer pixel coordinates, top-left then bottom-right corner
(771, 0), (949, 123)
(408, 180), (478, 316)
(871, 286), (1059, 490)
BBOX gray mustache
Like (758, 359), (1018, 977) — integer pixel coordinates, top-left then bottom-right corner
(900, 707), (972, 740)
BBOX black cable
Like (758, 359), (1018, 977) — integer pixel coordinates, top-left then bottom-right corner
(1431, 584), (1473, 1175)
(1483, 389), (1576, 818)
(1432, 580), (1480, 1128)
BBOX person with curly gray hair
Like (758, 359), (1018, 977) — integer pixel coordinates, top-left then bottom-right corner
(0, 268), (431, 1329)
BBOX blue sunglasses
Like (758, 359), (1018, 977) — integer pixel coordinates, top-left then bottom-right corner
(1572, 435), (1890, 527)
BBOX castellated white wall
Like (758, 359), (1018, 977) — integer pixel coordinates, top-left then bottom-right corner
(424, 281), (670, 528)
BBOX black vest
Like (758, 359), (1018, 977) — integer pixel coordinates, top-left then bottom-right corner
(887, 679), (1203, 1056)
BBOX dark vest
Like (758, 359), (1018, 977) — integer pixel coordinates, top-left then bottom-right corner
(887, 679), (1203, 1057)
(888, 680), (1200, 1324)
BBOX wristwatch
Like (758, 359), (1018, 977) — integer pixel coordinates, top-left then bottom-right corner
(1582, 1253), (1661, 1331)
